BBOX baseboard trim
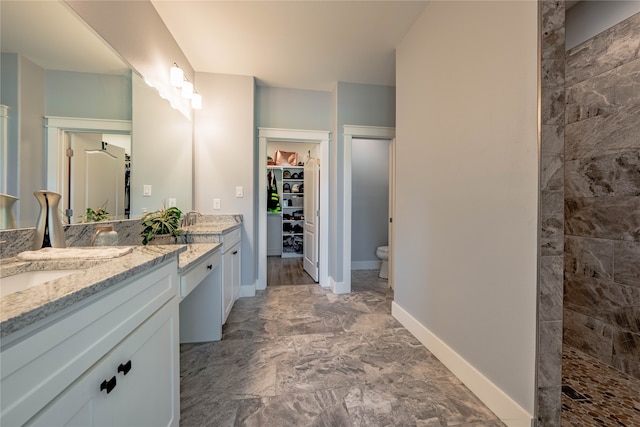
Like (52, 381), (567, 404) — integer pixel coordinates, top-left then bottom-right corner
(351, 260), (381, 270)
(391, 302), (533, 427)
(240, 283), (256, 298)
(329, 277), (350, 294)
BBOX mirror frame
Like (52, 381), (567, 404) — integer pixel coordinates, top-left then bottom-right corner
(45, 116), (132, 220)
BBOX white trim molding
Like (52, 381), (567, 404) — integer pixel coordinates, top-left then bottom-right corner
(257, 127), (330, 291)
(391, 302), (533, 427)
(342, 125), (395, 294)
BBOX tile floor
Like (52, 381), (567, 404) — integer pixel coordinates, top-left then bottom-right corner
(561, 347), (640, 427)
(179, 269), (506, 426)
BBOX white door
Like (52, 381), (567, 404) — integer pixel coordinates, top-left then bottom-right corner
(303, 158), (319, 281)
(70, 133), (125, 223)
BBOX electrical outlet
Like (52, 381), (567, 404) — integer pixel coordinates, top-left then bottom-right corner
(213, 198), (221, 210)
(168, 198), (176, 207)
(143, 185), (152, 196)
(236, 186), (244, 198)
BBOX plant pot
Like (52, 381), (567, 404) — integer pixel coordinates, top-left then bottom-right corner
(147, 234), (176, 245)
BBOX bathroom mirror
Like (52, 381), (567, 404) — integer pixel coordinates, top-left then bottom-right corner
(1, 0), (132, 228)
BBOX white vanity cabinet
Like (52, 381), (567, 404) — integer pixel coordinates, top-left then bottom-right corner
(221, 227), (241, 323)
(179, 249), (223, 343)
(0, 260), (179, 427)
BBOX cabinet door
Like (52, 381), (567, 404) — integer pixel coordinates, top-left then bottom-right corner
(232, 243), (241, 301)
(112, 299), (179, 427)
(28, 300), (179, 427)
(222, 249), (234, 323)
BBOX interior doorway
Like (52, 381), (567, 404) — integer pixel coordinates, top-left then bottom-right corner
(351, 138), (392, 282)
(257, 128), (330, 291)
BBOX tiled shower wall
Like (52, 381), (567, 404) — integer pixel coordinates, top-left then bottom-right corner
(563, 12), (640, 380)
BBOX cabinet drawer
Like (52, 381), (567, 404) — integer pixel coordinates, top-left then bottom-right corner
(222, 228), (241, 251)
(0, 261), (178, 427)
(180, 250), (221, 298)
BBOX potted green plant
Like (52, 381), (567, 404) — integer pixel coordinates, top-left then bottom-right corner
(82, 205), (110, 222)
(140, 207), (183, 245)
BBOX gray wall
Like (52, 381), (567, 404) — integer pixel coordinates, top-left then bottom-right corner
(395, 0), (538, 416)
(193, 72), (255, 286)
(563, 11), (640, 380)
(332, 82), (395, 283)
(351, 138), (389, 267)
(45, 71), (131, 120)
(0, 54), (46, 227)
(256, 86), (331, 131)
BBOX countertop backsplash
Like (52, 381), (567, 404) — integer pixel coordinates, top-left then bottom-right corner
(0, 214), (243, 259)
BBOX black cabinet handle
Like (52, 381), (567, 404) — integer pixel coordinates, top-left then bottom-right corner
(206, 264), (213, 270)
(118, 360), (132, 375)
(232, 250), (238, 255)
(100, 376), (117, 394)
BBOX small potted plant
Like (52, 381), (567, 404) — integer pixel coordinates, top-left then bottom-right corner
(140, 207), (183, 245)
(82, 205), (110, 222)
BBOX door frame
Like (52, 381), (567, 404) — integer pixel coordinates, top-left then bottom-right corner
(45, 116), (132, 217)
(257, 127), (330, 290)
(343, 125), (395, 293)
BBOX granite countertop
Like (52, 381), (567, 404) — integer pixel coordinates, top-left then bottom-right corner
(0, 245), (185, 338)
(0, 219), (239, 340)
(177, 243), (222, 274)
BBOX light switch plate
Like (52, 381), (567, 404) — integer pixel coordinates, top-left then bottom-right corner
(143, 185), (152, 196)
(236, 186), (244, 198)
(168, 198), (176, 207)
(213, 198), (221, 210)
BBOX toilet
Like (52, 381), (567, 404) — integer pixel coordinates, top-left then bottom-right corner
(376, 246), (389, 279)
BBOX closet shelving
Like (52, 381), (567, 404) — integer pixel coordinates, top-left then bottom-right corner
(267, 166), (305, 258)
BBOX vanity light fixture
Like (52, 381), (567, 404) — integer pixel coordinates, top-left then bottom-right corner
(170, 65), (184, 88)
(170, 63), (202, 109)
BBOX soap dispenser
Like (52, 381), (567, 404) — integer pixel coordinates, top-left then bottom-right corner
(32, 190), (66, 249)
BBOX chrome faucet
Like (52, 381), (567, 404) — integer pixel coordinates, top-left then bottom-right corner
(181, 211), (202, 227)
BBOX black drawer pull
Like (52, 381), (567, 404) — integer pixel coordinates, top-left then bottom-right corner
(118, 360), (132, 375)
(232, 250), (238, 255)
(206, 264), (213, 270)
(100, 376), (117, 394)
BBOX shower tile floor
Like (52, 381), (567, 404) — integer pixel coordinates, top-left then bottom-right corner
(561, 347), (640, 426)
(179, 269), (505, 426)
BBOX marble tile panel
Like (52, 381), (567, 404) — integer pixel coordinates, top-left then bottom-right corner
(541, 152), (564, 192)
(564, 273), (640, 333)
(536, 385), (561, 427)
(541, 124), (564, 156)
(564, 236), (614, 280)
(271, 314), (345, 337)
(565, 155), (616, 197)
(565, 105), (640, 161)
(614, 57), (640, 107)
(614, 240), (640, 287)
(614, 151), (640, 197)
(538, 320), (563, 388)
(539, 255), (563, 322)
(291, 332), (371, 358)
(565, 67), (616, 125)
(563, 309), (613, 364)
(541, 190), (564, 256)
(541, 85), (566, 126)
(542, 58), (565, 88)
(612, 330), (640, 380)
(566, 12), (640, 86)
(565, 196), (640, 241)
(179, 395), (245, 427)
(234, 389), (352, 427)
(340, 312), (401, 333)
(540, 1), (565, 60)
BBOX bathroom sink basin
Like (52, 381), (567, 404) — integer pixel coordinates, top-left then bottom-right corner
(1, 269), (82, 297)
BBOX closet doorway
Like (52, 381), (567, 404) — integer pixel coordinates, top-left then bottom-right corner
(257, 128), (330, 291)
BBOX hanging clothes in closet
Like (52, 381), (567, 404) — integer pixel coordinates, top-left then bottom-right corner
(267, 170), (281, 213)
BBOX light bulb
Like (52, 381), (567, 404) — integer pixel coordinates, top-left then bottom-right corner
(170, 66), (184, 88)
(181, 81), (193, 99)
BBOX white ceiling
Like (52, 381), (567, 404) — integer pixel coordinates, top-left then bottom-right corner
(151, 1), (429, 91)
(0, 1), (129, 75)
